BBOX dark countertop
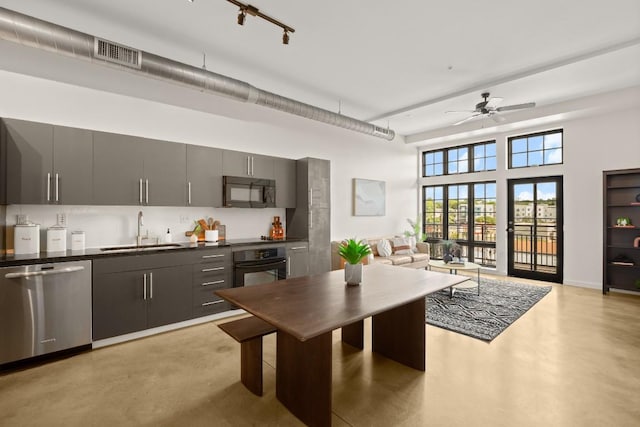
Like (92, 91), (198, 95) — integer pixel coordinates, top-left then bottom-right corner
(0, 238), (307, 268)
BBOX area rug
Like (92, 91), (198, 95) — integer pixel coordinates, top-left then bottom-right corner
(426, 278), (552, 341)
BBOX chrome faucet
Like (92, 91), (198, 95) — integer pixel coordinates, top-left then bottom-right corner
(137, 211), (144, 246)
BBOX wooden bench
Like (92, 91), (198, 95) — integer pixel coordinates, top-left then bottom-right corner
(218, 316), (277, 396)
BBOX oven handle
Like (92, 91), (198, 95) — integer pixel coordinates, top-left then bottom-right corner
(234, 258), (287, 271)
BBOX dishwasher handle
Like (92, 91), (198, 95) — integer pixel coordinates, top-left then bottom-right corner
(5, 266), (85, 279)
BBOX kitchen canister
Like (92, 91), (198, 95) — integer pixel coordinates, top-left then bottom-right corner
(204, 229), (218, 242)
(71, 231), (86, 251)
(47, 226), (67, 253)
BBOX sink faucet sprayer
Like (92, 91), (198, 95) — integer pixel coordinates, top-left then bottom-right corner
(137, 211), (144, 246)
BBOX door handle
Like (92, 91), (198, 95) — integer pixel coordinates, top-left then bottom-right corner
(46, 172), (51, 202)
(188, 182), (192, 205)
(55, 173), (60, 202)
(247, 156), (251, 176)
(149, 272), (153, 299)
(139, 179), (143, 204)
(143, 273), (147, 300)
(145, 179), (149, 204)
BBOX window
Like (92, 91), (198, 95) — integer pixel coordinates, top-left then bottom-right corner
(447, 147), (469, 174)
(422, 141), (495, 176)
(473, 141), (497, 172)
(423, 150), (444, 177)
(423, 182), (496, 267)
(509, 129), (563, 169)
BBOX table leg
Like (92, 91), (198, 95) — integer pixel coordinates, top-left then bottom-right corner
(276, 330), (332, 427)
(342, 320), (364, 349)
(372, 298), (426, 371)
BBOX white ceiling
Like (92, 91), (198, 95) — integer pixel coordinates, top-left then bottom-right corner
(1, 0), (639, 144)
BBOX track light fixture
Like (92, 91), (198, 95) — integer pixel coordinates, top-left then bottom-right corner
(226, 0), (295, 45)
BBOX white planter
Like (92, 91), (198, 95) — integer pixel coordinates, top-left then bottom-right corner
(344, 262), (363, 286)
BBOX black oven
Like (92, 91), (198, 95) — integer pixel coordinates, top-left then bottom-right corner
(223, 176), (276, 208)
(233, 246), (287, 287)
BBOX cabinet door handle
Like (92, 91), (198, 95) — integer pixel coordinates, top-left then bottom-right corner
(290, 246), (307, 250)
(139, 179), (143, 204)
(149, 272), (153, 299)
(202, 267), (224, 272)
(145, 179), (149, 204)
(251, 156), (254, 176)
(309, 188), (313, 208)
(55, 173), (59, 202)
(46, 172), (51, 202)
(202, 280), (225, 286)
(247, 156), (251, 176)
(202, 254), (224, 259)
(202, 300), (224, 307)
(143, 273), (147, 300)
(188, 182), (192, 205)
(287, 256), (291, 276)
(309, 210), (313, 229)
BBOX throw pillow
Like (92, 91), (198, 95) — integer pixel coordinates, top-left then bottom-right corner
(377, 239), (392, 257)
(392, 237), (413, 255)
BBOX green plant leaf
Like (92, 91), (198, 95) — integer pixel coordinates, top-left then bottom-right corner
(338, 238), (372, 265)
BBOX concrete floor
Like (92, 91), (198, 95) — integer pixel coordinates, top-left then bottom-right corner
(1, 278), (639, 426)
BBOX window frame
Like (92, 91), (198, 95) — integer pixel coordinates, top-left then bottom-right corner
(508, 129), (563, 169)
(422, 140), (496, 177)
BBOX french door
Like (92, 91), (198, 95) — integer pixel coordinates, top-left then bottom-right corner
(507, 177), (563, 283)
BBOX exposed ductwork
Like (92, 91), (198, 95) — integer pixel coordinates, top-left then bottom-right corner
(0, 7), (395, 141)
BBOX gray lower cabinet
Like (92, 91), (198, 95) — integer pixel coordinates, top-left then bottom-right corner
(186, 145), (223, 207)
(275, 157), (296, 208)
(286, 242), (309, 278)
(223, 150), (275, 179)
(192, 248), (232, 317)
(92, 252), (194, 340)
(1, 118), (93, 204)
(286, 158), (331, 275)
(93, 132), (186, 206)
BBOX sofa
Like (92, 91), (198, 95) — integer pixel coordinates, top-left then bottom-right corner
(331, 236), (430, 270)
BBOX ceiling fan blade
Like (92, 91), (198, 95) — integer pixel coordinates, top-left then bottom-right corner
(485, 97), (503, 108)
(453, 114), (481, 126)
(496, 102), (536, 112)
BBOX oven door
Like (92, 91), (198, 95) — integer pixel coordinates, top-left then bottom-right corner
(234, 258), (287, 287)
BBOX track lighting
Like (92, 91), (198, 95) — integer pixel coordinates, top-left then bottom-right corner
(226, 0), (295, 45)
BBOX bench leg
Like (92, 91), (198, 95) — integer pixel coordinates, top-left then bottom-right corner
(241, 337), (263, 396)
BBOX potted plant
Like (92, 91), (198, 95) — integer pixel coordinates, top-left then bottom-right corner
(338, 238), (372, 286)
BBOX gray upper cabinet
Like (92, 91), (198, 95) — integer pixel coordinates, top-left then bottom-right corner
(93, 132), (146, 205)
(1, 118), (92, 205)
(93, 132), (186, 206)
(186, 145), (223, 207)
(222, 150), (275, 179)
(53, 126), (93, 205)
(275, 157), (296, 208)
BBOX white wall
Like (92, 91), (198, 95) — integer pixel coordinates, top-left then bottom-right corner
(418, 96), (640, 289)
(0, 70), (418, 248)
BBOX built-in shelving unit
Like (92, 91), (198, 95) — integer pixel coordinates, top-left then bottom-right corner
(603, 168), (640, 294)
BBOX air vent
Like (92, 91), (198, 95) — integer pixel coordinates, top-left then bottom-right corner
(94, 38), (141, 69)
(372, 126), (392, 138)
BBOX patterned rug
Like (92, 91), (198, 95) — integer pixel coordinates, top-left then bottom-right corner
(426, 278), (552, 341)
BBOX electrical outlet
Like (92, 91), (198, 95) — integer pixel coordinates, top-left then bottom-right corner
(57, 213), (66, 227)
(179, 215), (190, 224)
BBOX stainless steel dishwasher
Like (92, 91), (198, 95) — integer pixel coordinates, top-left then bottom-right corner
(0, 260), (92, 366)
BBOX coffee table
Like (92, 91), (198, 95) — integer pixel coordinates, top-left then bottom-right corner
(427, 260), (481, 297)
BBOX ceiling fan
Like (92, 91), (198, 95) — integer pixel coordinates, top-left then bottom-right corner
(446, 92), (536, 126)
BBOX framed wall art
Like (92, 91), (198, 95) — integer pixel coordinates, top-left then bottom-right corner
(353, 178), (385, 216)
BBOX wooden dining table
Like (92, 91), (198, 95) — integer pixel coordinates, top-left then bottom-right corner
(216, 263), (469, 426)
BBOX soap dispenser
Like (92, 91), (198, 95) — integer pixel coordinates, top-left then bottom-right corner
(165, 228), (172, 243)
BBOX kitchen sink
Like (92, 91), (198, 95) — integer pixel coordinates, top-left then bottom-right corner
(100, 243), (183, 252)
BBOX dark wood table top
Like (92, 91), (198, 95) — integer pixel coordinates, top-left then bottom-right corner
(216, 263), (468, 341)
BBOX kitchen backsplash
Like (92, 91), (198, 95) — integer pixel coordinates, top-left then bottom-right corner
(4, 205), (286, 250)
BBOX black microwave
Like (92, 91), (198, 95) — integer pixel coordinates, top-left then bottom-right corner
(223, 176), (276, 208)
